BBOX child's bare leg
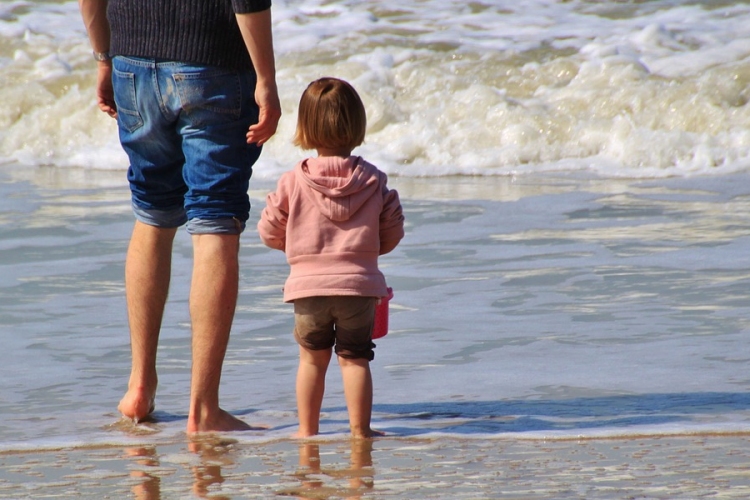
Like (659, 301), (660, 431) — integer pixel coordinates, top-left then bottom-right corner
(295, 346), (332, 437)
(338, 356), (378, 438)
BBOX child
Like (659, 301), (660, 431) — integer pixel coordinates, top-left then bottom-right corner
(258, 77), (405, 438)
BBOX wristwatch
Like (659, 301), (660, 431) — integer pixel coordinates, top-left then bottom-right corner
(93, 51), (111, 62)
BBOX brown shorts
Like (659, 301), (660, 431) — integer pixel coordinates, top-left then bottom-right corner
(293, 296), (378, 361)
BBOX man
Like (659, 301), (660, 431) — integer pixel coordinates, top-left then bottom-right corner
(78, 0), (282, 433)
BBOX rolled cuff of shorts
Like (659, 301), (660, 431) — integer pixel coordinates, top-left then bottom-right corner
(335, 341), (376, 361)
(132, 203), (188, 228)
(187, 217), (245, 235)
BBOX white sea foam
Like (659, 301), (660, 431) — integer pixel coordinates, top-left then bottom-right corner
(1, 0), (750, 178)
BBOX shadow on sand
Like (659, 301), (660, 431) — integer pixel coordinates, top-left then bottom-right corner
(366, 391), (750, 436)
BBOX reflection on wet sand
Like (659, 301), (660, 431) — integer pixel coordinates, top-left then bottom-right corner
(2, 434), (749, 498)
(188, 437), (237, 500)
(125, 436), (240, 500)
(126, 436), (375, 499)
(125, 447), (160, 500)
(281, 440), (374, 499)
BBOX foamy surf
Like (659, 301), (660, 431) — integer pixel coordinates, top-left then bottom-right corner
(1, 0), (750, 178)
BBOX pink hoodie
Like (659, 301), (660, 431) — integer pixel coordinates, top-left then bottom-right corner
(258, 156), (404, 302)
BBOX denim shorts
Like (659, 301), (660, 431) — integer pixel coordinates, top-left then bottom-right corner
(293, 296), (378, 361)
(111, 56), (262, 234)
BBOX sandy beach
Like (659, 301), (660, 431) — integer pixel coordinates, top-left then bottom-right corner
(2, 433), (750, 498)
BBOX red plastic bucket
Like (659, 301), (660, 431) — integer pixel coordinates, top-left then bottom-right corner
(372, 287), (393, 339)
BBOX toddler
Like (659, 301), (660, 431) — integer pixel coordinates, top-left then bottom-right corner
(258, 77), (404, 438)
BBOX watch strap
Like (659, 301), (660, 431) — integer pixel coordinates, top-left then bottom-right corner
(93, 51), (111, 62)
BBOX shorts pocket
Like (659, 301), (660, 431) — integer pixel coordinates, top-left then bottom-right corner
(112, 68), (143, 133)
(173, 69), (242, 128)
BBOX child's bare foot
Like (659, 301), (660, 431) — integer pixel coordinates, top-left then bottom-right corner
(118, 386), (156, 423)
(186, 408), (263, 434)
(292, 429), (318, 439)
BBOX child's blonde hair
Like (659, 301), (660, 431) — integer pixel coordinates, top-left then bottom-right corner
(293, 77), (366, 151)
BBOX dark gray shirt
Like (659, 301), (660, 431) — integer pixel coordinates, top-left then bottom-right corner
(108, 0), (272, 71)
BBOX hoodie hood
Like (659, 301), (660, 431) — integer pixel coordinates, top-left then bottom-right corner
(294, 156), (381, 222)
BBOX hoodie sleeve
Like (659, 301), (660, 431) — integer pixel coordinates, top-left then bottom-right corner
(257, 173), (292, 252)
(379, 184), (405, 255)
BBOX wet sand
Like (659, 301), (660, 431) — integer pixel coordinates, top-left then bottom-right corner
(2, 433), (750, 498)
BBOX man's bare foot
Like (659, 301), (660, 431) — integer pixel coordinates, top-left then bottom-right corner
(351, 428), (385, 439)
(118, 386), (156, 423)
(186, 408), (263, 434)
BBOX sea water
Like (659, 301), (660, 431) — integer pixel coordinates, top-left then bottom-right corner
(1, 0), (750, 451)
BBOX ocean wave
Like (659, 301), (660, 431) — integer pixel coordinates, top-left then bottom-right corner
(1, 0), (750, 178)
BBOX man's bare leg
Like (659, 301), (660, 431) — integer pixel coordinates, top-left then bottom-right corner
(119, 221), (177, 422)
(186, 233), (252, 433)
(294, 346), (332, 438)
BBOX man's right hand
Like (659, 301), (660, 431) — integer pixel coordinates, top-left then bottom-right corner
(246, 79), (281, 145)
(236, 9), (281, 146)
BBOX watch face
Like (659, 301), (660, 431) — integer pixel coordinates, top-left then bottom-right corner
(93, 51), (111, 61)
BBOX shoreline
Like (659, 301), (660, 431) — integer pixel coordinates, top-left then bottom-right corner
(4, 427), (750, 454)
